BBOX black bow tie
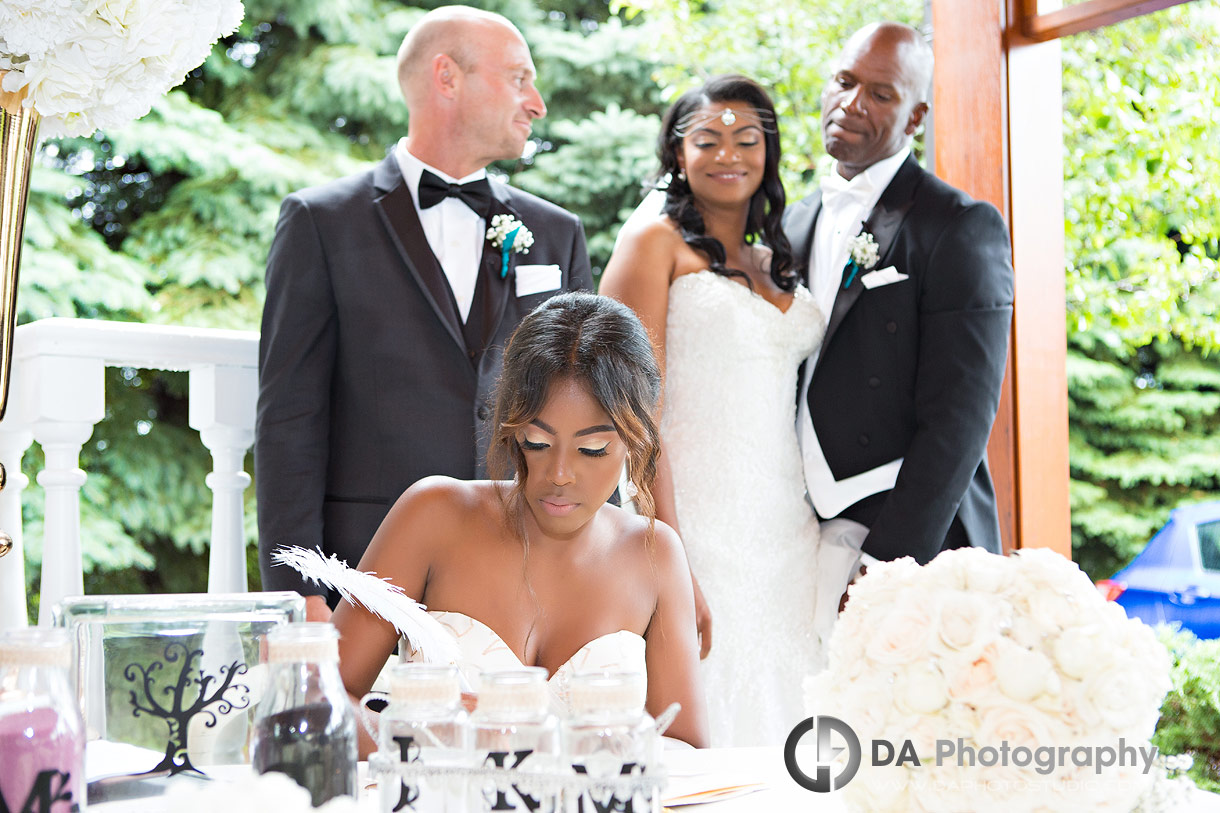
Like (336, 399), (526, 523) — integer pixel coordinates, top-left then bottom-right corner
(418, 170), (492, 217)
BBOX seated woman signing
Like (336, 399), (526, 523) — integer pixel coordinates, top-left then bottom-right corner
(333, 292), (708, 752)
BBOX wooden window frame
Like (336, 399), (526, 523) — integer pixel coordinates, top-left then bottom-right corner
(1019, 0), (1193, 42)
(929, 0), (1195, 557)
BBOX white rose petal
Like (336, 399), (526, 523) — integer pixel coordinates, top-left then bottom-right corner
(864, 597), (934, 665)
(1051, 625), (1109, 680)
(943, 652), (997, 703)
(895, 662), (949, 715)
(936, 589), (993, 651)
(844, 763), (913, 813)
(993, 640), (1054, 702)
(1082, 665), (1161, 734)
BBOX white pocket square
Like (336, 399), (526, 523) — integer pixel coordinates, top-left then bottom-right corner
(514, 264), (562, 297)
(860, 266), (909, 289)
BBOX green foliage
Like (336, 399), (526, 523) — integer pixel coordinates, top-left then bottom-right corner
(14, 0), (663, 620)
(1153, 627), (1220, 792)
(15, 0), (1220, 633)
(17, 0), (935, 620)
(1063, 6), (1220, 579)
(1063, 9), (1220, 353)
(518, 105), (660, 274)
(1068, 338), (1220, 578)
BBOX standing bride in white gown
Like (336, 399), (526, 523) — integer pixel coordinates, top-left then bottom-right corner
(601, 75), (826, 747)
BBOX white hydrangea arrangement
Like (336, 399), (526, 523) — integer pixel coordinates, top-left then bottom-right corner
(0, 0), (244, 136)
(804, 547), (1173, 813)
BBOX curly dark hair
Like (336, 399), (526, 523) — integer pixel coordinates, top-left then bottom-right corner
(488, 292), (663, 540)
(657, 74), (798, 292)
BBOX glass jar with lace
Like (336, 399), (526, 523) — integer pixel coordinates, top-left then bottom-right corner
(0, 628), (85, 813)
(373, 662), (471, 813)
(470, 667), (560, 813)
(561, 671), (660, 813)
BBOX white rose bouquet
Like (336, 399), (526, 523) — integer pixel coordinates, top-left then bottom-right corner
(0, 0), (244, 136)
(805, 547), (1172, 813)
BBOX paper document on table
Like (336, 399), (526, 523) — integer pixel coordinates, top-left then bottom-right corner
(87, 739), (166, 781)
(662, 780), (766, 806)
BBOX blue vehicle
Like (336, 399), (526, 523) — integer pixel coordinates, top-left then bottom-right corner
(1098, 501), (1220, 639)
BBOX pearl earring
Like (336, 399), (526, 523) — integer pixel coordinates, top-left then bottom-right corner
(677, 169), (686, 182)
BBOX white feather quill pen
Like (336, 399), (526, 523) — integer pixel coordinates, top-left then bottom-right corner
(272, 545), (460, 664)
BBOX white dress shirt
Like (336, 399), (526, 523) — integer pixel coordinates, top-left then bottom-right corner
(798, 148), (909, 519)
(394, 139), (487, 322)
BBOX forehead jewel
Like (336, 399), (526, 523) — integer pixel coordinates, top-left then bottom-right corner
(673, 105), (777, 137)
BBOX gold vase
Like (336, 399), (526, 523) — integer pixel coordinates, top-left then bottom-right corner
(0, 102), (41, 421)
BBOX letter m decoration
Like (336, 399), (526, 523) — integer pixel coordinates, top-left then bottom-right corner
(123, 641), (250, 777)
(0, 769), (76, 813)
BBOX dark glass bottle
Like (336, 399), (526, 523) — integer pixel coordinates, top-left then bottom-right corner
(251, 623), (357, 807)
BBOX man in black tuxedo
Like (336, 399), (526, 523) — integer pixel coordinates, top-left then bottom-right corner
(785, 22), (1013, 593)
(256, 5), (592, 620)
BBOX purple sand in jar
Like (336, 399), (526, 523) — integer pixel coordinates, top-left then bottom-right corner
(0, 705), (83, 813)
(252, 702), (357, 807)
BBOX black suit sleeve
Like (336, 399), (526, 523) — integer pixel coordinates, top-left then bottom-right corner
(568, 219), (594, 292)
(255, 194), (336, 595)
(863, 202), (1014, 563)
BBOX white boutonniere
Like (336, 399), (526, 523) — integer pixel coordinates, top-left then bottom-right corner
(486, 214), (534, 278)
(844, 229), (880, 289)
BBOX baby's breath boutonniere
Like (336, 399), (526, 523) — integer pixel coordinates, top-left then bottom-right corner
(486, 215), (534, 279)
(844, 229), (880, 289)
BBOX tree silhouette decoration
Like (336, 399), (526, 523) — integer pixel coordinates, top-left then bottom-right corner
(123, 640), (250, 776)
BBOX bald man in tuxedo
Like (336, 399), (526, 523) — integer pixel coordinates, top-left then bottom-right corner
(256, 6), (592, 620)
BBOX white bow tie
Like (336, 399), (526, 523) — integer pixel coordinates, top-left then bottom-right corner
(820, 170), (872, 209)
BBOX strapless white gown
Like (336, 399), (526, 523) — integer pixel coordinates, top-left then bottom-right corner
(663, 270), (825, 747)
(407, 611), (646, 717)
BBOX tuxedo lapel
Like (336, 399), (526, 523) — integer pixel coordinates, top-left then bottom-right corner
(820, 265), (865, 361)
(463, 186), (518, 358)
(786, 191), (822, 286)
(866, 155), (921, 269)
(817, 156), (921, 368)
(371, 157), (467, 354)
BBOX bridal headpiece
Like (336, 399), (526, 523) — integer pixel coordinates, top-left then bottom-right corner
(672, 105), (777, 137)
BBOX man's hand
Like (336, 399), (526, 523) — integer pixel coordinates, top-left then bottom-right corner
(838, 564), (868, 614)
(305, 594), (333, 623)
(692, 572), (712, 659)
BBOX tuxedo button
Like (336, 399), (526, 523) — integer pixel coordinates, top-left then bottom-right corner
(468, 349), (478, 359)
(858, 434), (870, 446)
(477, 405), (489, 421)
(886, 321), (898, 334)
(868, 376), (881, 389)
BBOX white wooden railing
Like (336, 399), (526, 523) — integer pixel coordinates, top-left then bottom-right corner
(0, 318), (258, 630)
